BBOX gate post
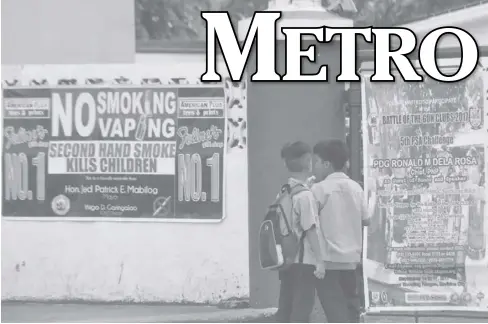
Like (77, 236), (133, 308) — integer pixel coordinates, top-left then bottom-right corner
(348, 82), (363, 184)
(238, 1), (354, 308)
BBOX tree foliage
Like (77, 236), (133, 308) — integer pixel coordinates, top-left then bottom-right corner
(355, 0), (485, 26)
(135, 0), (265, 41)
(135, 0), (486, 41)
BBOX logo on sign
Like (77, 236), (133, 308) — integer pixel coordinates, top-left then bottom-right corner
(468, 106), (482, 130)
(371, 292), (380, 303)
(4, 125), (49, 150)
(367, 113), (378, 127)
(51, 194), (71, 216)
(450, 292), (460, 304)
(152, 196), (172, 217)
(461, 292), (472, 303)
(177, 125), (223, 150)
(380, 291), (388, 303)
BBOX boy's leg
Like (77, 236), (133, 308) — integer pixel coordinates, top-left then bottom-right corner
(316, 270), (351, 323)
(275, 269), (293, 322)
(289, 264), (317, 323)
(339, 269), (362, 323)
(356, 264), (366, 312)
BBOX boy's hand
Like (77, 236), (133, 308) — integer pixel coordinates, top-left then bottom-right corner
(306, 176), (316, 187)
(314, 261), (326, 279)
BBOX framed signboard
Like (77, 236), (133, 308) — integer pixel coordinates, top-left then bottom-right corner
(2, 80), (227, 220)
(361, 61), (488, 313)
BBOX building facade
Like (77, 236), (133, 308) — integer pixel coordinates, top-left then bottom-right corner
(2, 0), (487, 307)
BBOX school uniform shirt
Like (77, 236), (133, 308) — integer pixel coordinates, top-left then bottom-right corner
(287, 177), (322, 266)
(312, 172), (369, 270)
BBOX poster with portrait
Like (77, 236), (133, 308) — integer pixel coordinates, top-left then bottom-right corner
(2, 84), (226, 220)
(362, 62), (488, 312)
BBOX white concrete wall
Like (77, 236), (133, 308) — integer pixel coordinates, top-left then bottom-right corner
(1, 0), (135, 64)
(1, 0), (250, 303)
(1, 58), (250, 303)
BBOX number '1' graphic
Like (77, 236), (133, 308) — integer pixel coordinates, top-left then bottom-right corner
(178, 153), (220, 203)
(4, 152), (46, 201)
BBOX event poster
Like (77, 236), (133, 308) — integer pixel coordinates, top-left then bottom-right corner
(2, 86), (226, 220)
(362, 66), (488, 311)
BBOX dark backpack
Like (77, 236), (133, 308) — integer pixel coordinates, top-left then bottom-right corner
(259, 183), (308, 271)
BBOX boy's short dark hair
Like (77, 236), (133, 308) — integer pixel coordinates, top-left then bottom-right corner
(281, 141), (311, 172)
(313, 139), (349, 171)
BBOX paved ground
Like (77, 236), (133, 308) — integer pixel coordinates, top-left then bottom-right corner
(363, 314), (488, 323)
(2, 302), (488, 323)
(1, 302), (276, 323)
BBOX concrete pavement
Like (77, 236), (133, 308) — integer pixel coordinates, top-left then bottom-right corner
(3, 302), (488, 323)
(1, 302), (276, 323)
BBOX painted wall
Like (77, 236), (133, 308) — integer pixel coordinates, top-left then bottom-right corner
(1, 59), (250, 303)
(1, 0), (250, 302)
(247, 41), (346, 308)
(1, 0), (135, 64)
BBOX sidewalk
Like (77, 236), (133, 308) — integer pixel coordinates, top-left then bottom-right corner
(1, 302), (276, 323)
(3, 302), (488, 323)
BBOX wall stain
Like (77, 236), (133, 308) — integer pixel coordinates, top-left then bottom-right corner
(117, 262), (124, 285)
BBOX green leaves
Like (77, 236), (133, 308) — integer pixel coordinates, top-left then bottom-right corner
(355, 0), (485, 27)
(135, 0), (485, 41)
(135, 0), (266, 41)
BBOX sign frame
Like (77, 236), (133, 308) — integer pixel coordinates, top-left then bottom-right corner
(360, 57), (488, 315)
(1, 74), (230, 223)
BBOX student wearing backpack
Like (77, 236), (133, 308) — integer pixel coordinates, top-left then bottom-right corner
(311, 139), (370, 323)
(265, 141), (325, 322)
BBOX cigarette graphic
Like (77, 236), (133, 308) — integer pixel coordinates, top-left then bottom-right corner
(152, 196), (172, 217)
(134, 90), (152, 141)
(135, 114), (148, 141)
(144, 90), (151, 113)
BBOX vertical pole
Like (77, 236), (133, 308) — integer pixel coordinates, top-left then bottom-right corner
(349, 81), (365, 316)
(348, 82), (362, 184)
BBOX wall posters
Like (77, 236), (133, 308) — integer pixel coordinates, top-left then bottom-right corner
(362, 65), (488, 312)
(2, 85), (226, 220)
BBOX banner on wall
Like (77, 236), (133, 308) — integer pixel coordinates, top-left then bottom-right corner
(362, 63), (488, 312)
(2, 85), (227, 220)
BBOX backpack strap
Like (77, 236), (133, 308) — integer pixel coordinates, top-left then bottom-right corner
(289, 183), (308, 197)
(276, 182), (308, 201)
(271, 184), (292, 205)
(298, 232), (306, 263)
(271, 182), (310, 263)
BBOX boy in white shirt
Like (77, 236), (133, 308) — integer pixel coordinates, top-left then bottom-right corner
(312, 139), (370, 323)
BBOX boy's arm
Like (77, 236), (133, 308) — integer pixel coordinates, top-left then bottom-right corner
(305, 226), (324, 266)
(360, 186), (371, 226)
(295, 192), (324, 264)
(311, 184), (330, 262)
(311, 183), (326, 212)
(365, 178), (378, 226)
